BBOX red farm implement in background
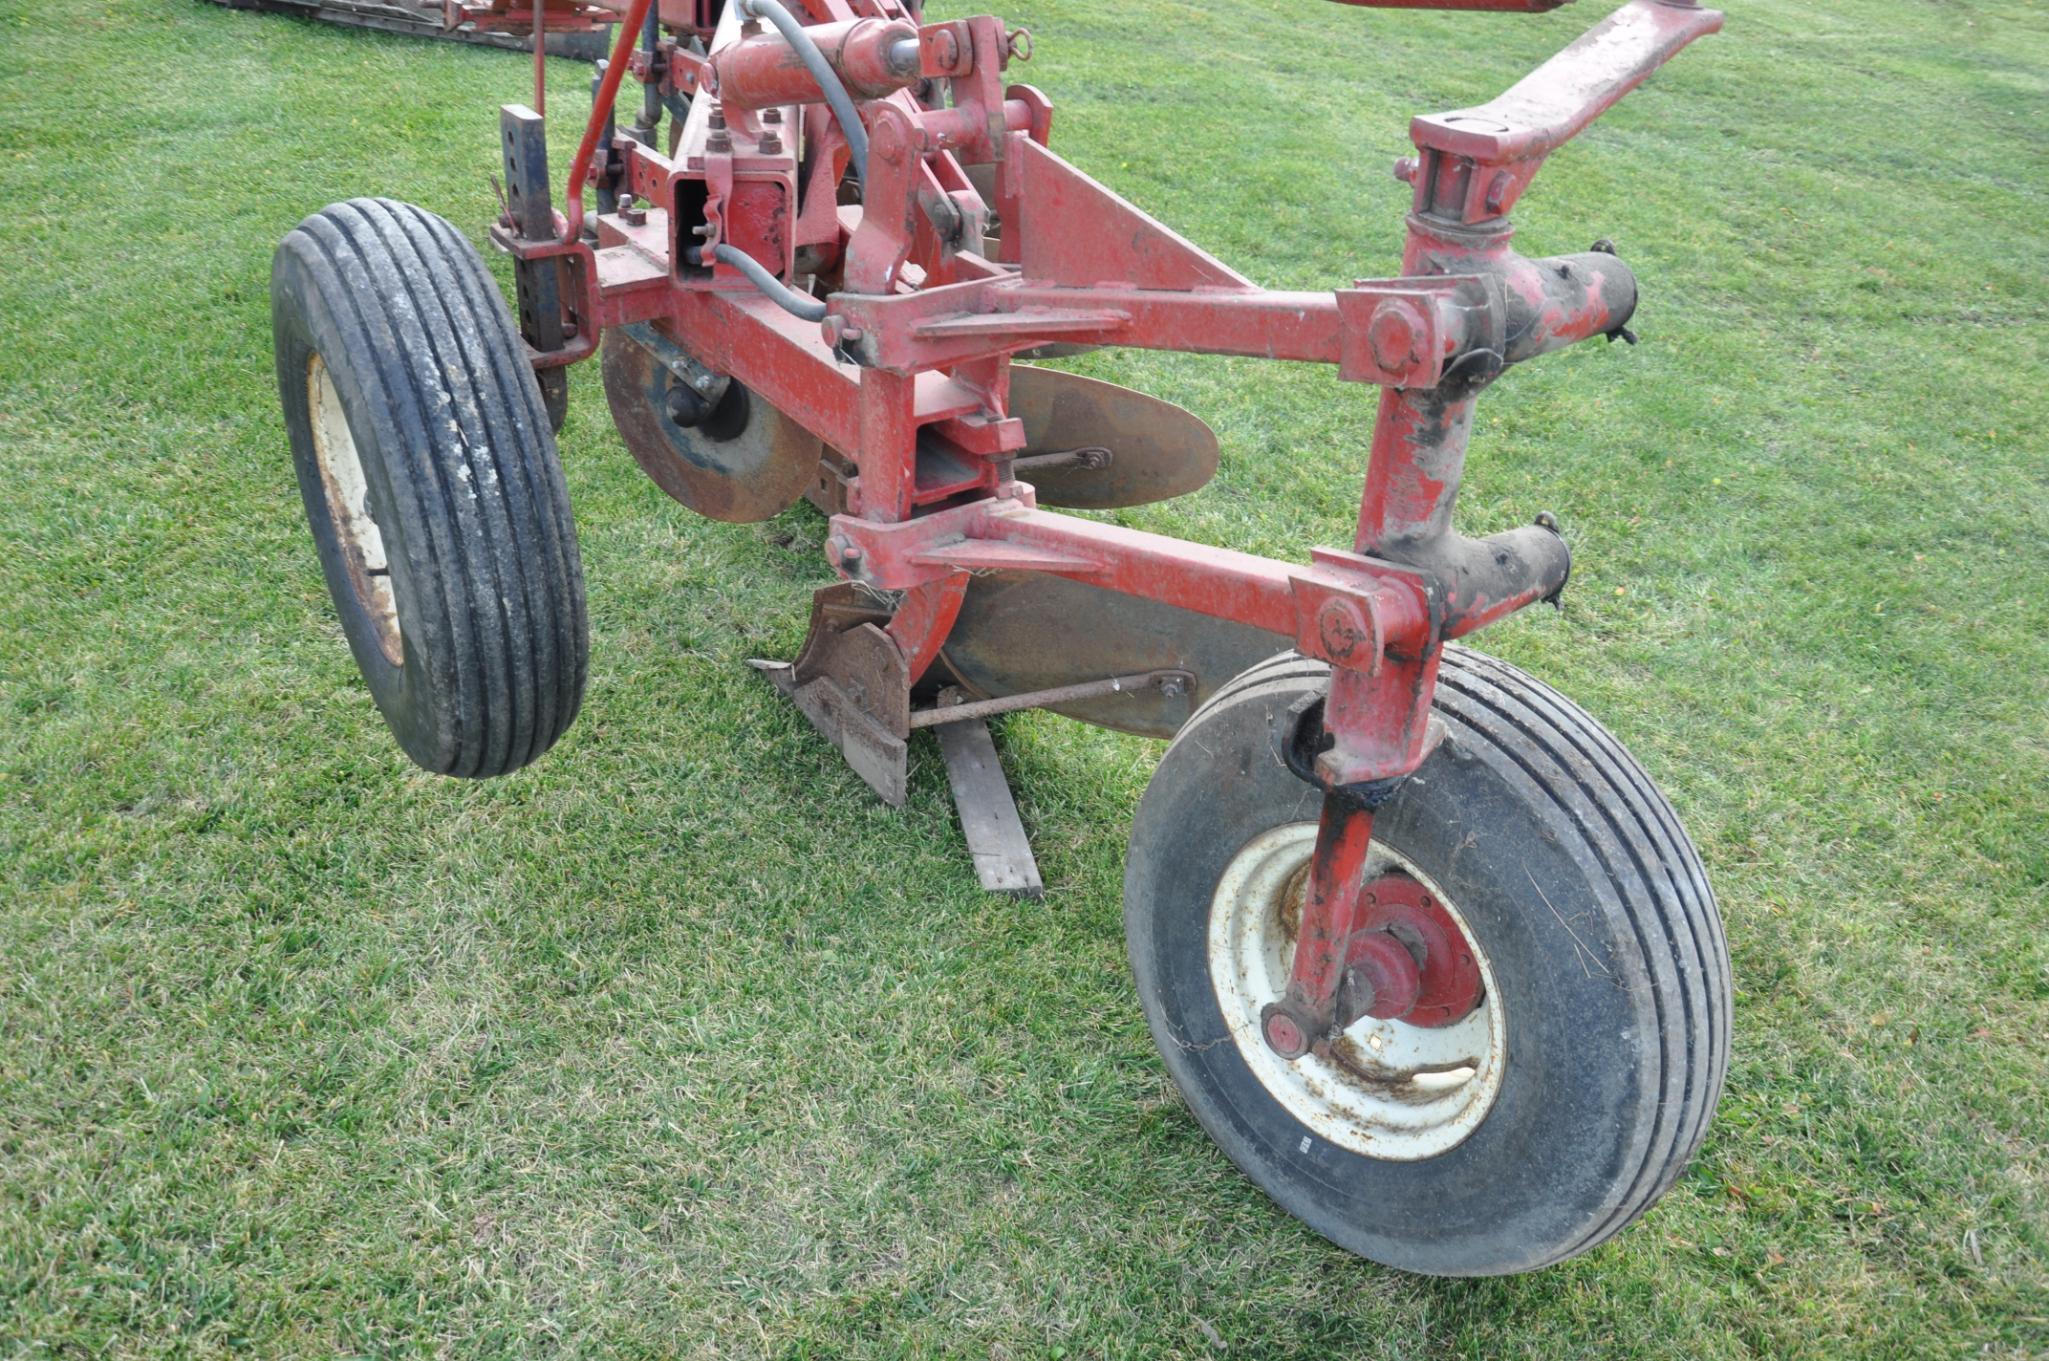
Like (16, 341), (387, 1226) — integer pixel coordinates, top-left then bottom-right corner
(271, 0), (1731, 1276)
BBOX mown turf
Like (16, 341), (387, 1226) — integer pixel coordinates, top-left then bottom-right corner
(1, 0), (2044, 1356)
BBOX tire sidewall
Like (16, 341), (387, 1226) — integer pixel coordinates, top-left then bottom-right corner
(1125, 665), (1664, 1276)
(272, 238), (456, 772)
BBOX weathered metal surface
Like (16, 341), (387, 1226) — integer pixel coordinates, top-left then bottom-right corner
(939, 572), (1283, 740)
(1007, 365), (1218, 510)
(1349, 872), (1484, 1030)
(934, 710), (1043, 897)
(501, 105), (575, 431)
(750, 584), (910, 804)
(602, 323), (822, 522)
(479, 0), (1722, 936)
(909, 668), (1192, 730)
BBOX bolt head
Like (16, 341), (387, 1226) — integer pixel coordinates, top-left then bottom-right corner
(1316, 597), (1371, 664)
(1366, 301), (1421, 377)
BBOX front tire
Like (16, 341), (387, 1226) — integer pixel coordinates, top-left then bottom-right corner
(1124, 647), (1730, 1276)
(272, 198), (588, 778)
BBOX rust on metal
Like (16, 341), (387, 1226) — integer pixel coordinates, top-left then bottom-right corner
(1005, 365), (1219, 510)
(938, 573), (1282, 740)
(602, 323), (822, 522)
(473, 0), (1721, 1026)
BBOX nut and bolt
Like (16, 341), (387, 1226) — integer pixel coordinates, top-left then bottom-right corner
(707, 128), (732, 153)
(621, 197), (647, 226)
(759, 130), (783, 155)
(1392, 156), (1419, 184)
(761, 107), (782, 124)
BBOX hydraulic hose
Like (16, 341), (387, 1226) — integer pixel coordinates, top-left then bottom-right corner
(687, 243), (829, 321)
(738, 0), (870, 184)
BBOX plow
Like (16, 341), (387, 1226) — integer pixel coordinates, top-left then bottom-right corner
(272, 0), (1732, 1276)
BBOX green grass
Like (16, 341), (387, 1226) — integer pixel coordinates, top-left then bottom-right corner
(1, 0), (2045, 1354)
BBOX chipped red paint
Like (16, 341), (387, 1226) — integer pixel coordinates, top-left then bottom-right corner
(490, 0), (1719, 1050)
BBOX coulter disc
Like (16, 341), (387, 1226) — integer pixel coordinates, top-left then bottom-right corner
(1010, 365), (1219, 510)
(603, 325), (822, 523)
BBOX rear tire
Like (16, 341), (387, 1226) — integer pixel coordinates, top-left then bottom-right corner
(1125, 647), (1730, 1276)
(272, 197), (588, 778)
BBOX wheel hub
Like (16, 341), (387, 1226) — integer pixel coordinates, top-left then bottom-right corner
(1336, 874), (1484, 1030)
(1210, 824), (1506, 1160)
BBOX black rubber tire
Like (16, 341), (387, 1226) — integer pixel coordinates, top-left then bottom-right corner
(272, 197), (588, 778)
(1125, 647), (1730, 1276)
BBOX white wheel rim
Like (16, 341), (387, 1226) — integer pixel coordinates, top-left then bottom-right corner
(1207, 823), (1507, 1160)
(306, 352), (402, 665)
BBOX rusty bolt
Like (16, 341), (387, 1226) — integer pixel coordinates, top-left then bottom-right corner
(622, 201), (647, 226)
(1319, 602), (1368, 664)
(931, 28), (959, 69)
(759, 130), (783, 155)
(1315, 596), (1377, 670)
(708, 108), (726, 130)
(707, 128), (732, 154)
(761, 107), (782, 125)
(1158, 674), (1188, 700)
(1392, 156), (1419, 184)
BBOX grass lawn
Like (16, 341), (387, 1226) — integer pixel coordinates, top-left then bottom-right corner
(2, 0), (2045, 1354)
